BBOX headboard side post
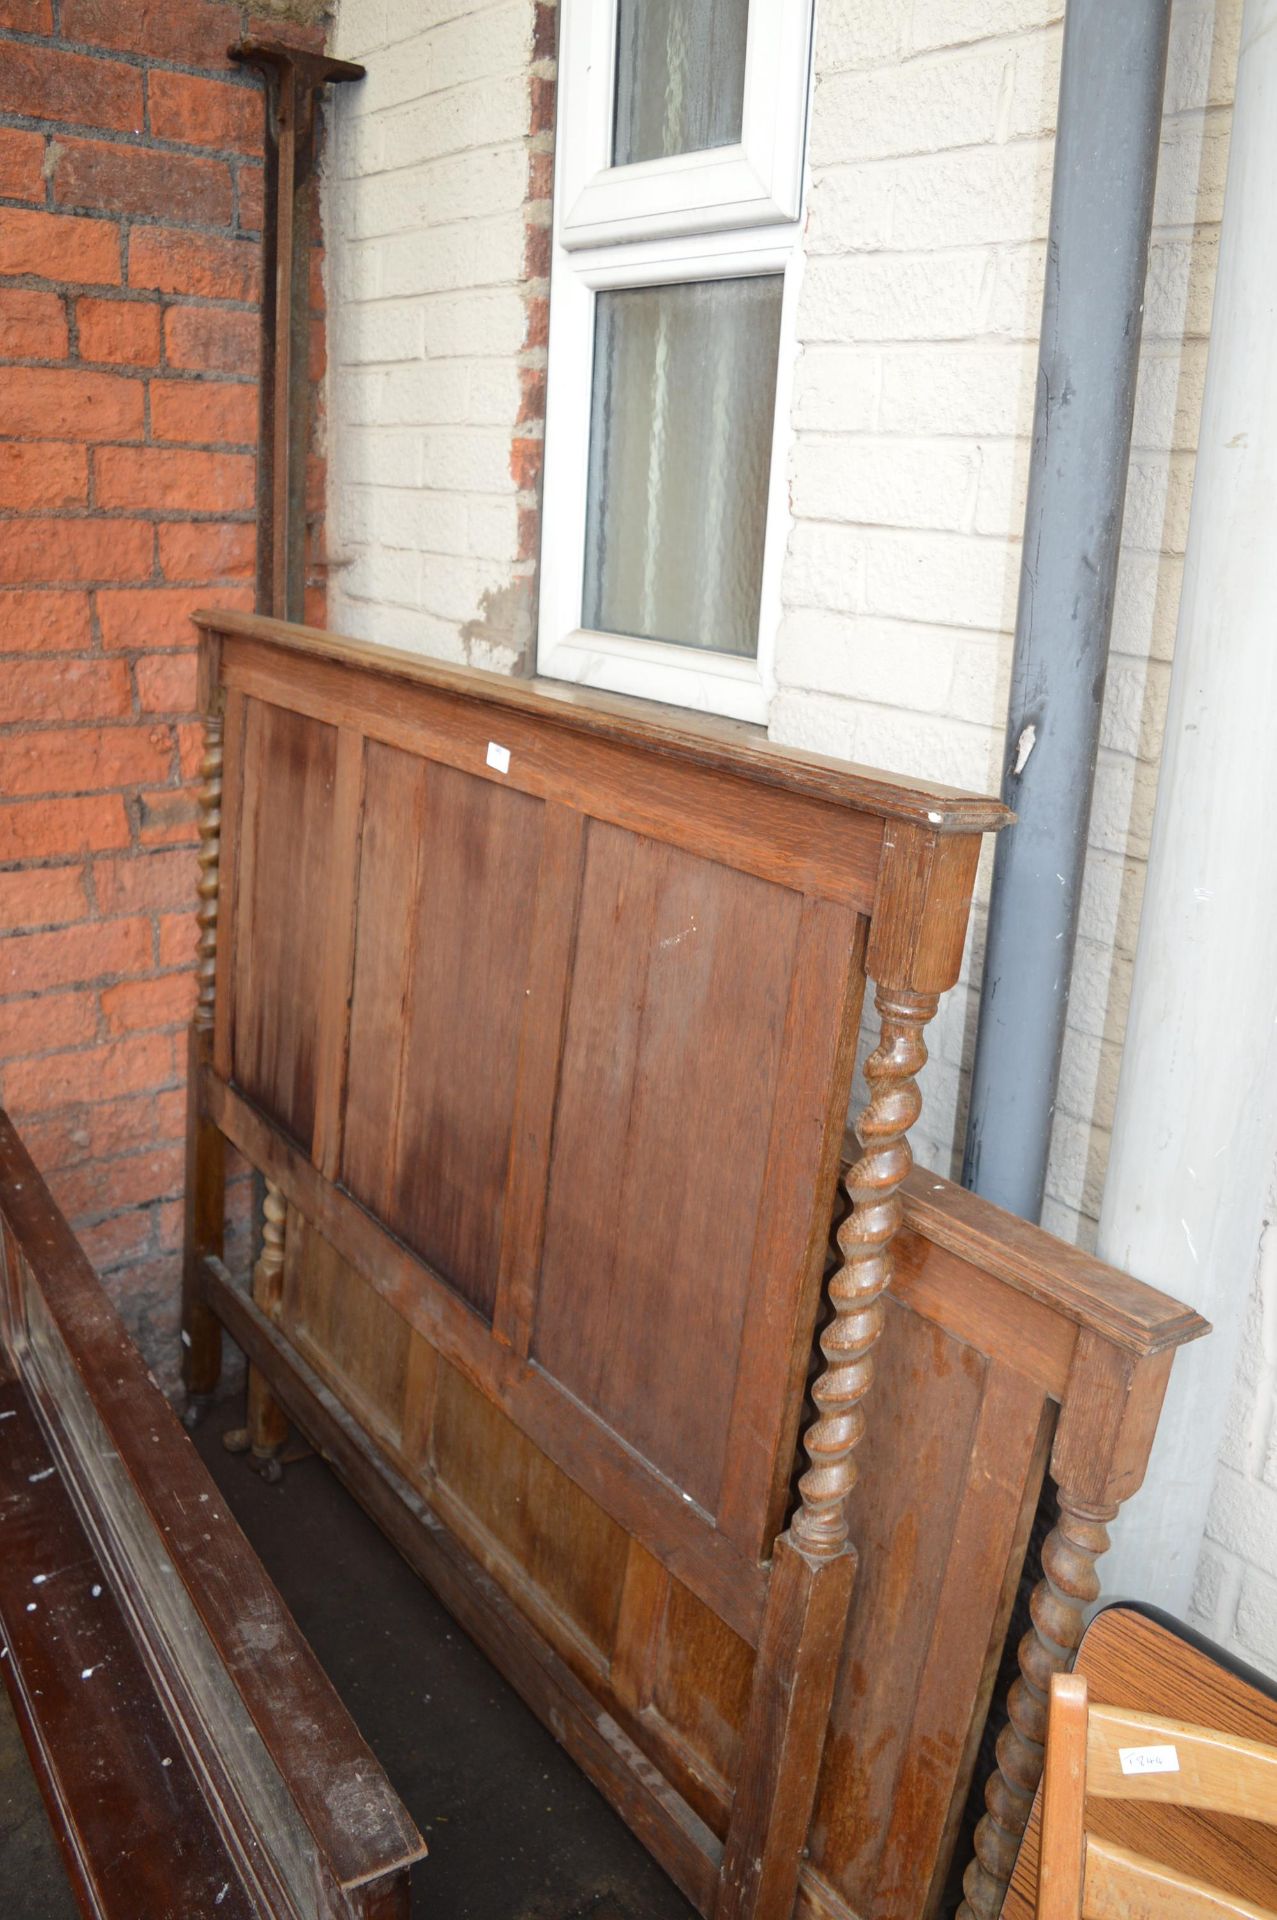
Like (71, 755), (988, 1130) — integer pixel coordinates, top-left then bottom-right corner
(717, 826), (985, 1920)
(793, 823), (981, 1565)
(182, 627), (227, 1403)
(958, 1334), (1177, 1920)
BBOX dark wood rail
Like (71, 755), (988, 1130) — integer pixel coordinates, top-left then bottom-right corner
(182, 609), (1206, 1920)
(0, 1110), (425, 1919)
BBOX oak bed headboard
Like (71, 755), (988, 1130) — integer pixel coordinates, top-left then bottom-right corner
(182, 610), (1206, 1920)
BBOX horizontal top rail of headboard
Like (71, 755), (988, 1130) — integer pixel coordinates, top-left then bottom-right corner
(194, 610), (1012, 836)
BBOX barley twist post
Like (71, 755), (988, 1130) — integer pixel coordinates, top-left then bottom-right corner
(194, 710), (223, 1034)
(791, 985), (939, 1560)
(226, 1180), (291, 1470)
(182, 682), (226, 1407)
(958, 1492), (1116, 1920)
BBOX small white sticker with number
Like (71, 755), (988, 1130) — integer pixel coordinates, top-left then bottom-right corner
(1119, 1744), (1180, 1776)
(486, 741), (511, 774)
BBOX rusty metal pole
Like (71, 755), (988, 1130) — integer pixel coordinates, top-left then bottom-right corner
(232, 37), (363, 622)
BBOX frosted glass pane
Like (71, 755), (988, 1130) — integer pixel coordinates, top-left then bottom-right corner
(583, 277), (783, 660)
(613, 0), (748, 166)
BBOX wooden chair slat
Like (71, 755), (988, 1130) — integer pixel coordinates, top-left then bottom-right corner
(1083, 1834), (1277, 1920)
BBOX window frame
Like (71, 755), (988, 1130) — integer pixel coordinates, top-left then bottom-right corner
(538, 0), (815, 725)
(557, 0), (815, 250)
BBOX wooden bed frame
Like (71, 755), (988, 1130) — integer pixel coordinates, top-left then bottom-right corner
(183, 609), (1208, 1920)
(0, 1110), (425, 1919)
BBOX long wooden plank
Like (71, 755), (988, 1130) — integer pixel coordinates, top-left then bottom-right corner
(231, 700), (339, 1148)
(897, 1167), (1210, 1357)
(204, 1258), (724, 1918)
(872, 1366), (1052, 1918)
(343, 746), (544, 1320)
(310, 727), (367, 1181)
(212, 686), (247, 1083)
(718, 901), (866, 1556)
(0, 1112), (425, 1906)
(533, 826), (801, 1517)
(206, 1075), (770, 1645)
(0, 1376), (258, 1920)
(201, 610), (1011, 832)
(492, 802), (586, 1355)
(221, 642), (886, 912)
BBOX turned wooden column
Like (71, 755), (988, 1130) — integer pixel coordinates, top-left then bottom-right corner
(717, 824), (983, 1920)
(791, 984), (938, 1560)
(958, 1332), (1177, 1919)
(225, 1179), (291, 1466)
(181, 643), (226, 1402)
(247, 1180), (290, 1457)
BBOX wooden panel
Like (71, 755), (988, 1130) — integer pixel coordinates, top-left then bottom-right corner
(232, 699), (339, 1147)
(278, 1206), (409, 1450)
(206, 1073), (772, 1645)
(651, 1575), (755, 1823)
(804, 1304), (990, 1903)
(220, 635), (888, 911)
(534, 822), (803, 1514)
(343, 744), (544, 1318)
(429, 1355), (631, 1662)
(0, 1375), (258, 1920)
(203, 1260), (724, 1917)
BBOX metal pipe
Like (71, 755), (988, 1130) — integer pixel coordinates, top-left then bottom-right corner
(960, 0), (1172, 1218)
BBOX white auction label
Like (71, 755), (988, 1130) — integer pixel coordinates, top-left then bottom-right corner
(486, 741), (511, 774)
(1118, 1744), (1180, 1776)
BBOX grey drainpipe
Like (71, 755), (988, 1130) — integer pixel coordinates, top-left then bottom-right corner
(960, 0), (1172, 1219)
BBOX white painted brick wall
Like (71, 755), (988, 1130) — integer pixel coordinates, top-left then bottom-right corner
(324, 0), (541, 667)
(323, 0), (1277, 1675)
(770, 0), (1240, 1224)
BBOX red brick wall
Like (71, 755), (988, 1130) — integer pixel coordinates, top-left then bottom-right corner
(0, 0), (329, 1384)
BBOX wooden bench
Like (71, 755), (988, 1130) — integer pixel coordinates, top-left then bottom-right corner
(0, 1110), (426, 1919)
(183, 608), (1208, 1920)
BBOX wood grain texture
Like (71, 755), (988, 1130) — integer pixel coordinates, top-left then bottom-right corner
(0, 1109), (425, 1917)
(204, 1258), (723, 1916)
(207, 1072), (772, 1645)
(183, 615), (1213, 1920)
(533, 823), (803, 1516)
(718, 903), (867, 1556)
(194, 705), (223, 1035)
(792, 985), (939, 1560)
(222, 638), (887, 911)
(1008, 1609), (1277, 1920)
(1038, 1673), (1089, 1920)
(0, 1376), (258, 1920)
(343, 743), (543, 1319)
(1084, 1834), (1277, 1920)
(279, 1205), (410, 1453)
(245, 1176), (289, 1457)
(200, 608), (1013, 833)
(182, 1023), (224, 1397)
(310, 727), (367, 1181)
(231, 699), (339, 1148)
(211, 688), (246, 1083)
(806, 1305), (990, 1907)
(492, 802), (586, 1355)
(897, 1167), (1210, 1360)
(717, 1538), (857, 1920)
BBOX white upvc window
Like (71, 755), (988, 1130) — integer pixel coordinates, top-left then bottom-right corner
(538, 0), (815, 724)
